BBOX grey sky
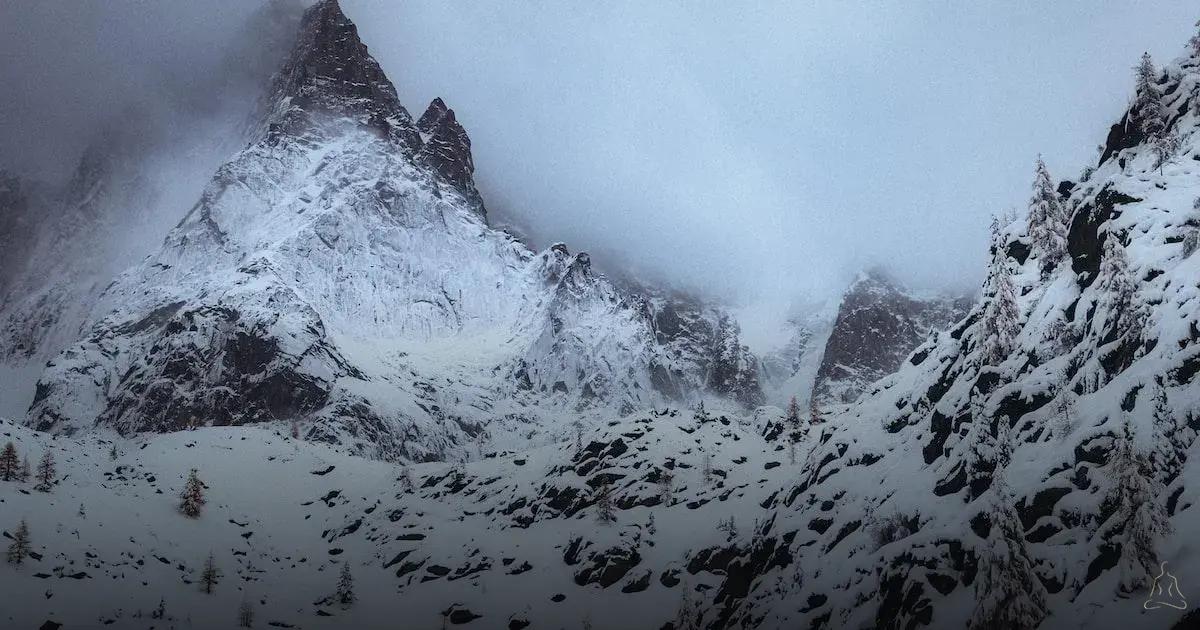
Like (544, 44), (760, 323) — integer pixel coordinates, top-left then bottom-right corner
(2, 0), (1197, 307)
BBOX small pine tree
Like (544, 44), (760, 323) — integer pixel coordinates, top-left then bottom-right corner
(16, 456), (30, 484)
(571, 420), (585, 452)
(0, 442), (18, 481)
(336, 562), (355, 607)
(1098, 236), (1146, 344)
(238, 599), (255, 627)
(980, 223), (1021, 366)
(595, 481), (616, 524)
(1191, 19), (1200, 56)
(34, 451), (56, 492)
(1150, 382), (1181, 481)
(1153, 131), (1182, 174)
(6, 519), (31, 565)
(180, 469), (207, 518)
(1027, 156), (1068, 272)
(968, 420), (1047, 629)
(397, 466), (414, 493)
(1107, 422), (1171, 595)
(200, 552), (221, 594)
(1133, 52), (1167, 138)
(675, 580), (700, 629)
(786, 396), (801, 433)
(694, 400), (707, 421)
(647, 512), (657, 536)
(1053, 393), (1077, 442)
(809, 399), (824, 425)
(657, 470), (674, 505)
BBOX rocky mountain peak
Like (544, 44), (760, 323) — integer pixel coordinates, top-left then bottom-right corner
(811, 268), (970, 406)
(417, 97), (485, 216)
(259, 0), (419, 148)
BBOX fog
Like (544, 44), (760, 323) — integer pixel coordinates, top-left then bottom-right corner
(2, 0), (1197, 310)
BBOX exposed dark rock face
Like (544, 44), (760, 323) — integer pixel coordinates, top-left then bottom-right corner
(259, 0), (420, 149)
(812, 269), (969, 406)
(417, 98), (485, 217)
(0, 172), (40, 296)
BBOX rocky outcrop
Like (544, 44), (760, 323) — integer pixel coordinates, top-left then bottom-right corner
(417, 97), (484, 216)
(812, 268), (969, 406)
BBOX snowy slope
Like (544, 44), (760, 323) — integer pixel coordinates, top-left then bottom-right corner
(695, 43), (1200, 630)
(0, 409), (801, 629)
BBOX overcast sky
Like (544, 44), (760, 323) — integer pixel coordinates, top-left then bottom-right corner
(2, 0), (1198, 310)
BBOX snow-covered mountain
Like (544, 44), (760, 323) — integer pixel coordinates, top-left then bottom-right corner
(810, 269), (970, 409)
(6, 3), (1200, 629)
(12, 0), (761, 462)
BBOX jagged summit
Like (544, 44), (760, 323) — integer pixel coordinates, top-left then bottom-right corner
(417, 97), (485, 216)
(259, 0), (419, 148)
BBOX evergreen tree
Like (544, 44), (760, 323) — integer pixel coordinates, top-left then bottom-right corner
(657, 470), (674, 505)
(0, 442), (18, 482)
(1027, 157), (1068, 272)
(1191, 20), (1200, 56)
(968, 419), (1048, 630)
(397, 466), (414, 494)
(1150, 381), (1181, 481)
(238, 599), (255, 627)
(1106, 421), (1171, 595)
(595, 481), (616, 524)
(1153, 131), (1183, 174)
(786, 396), (801, 435)
(1133, 52), (1167, 138)
(809, 399), (824, 425)
(1098, 236), (1145, 344)
(34, 450), (56, 492)
(17, 456), (30, 484)
(180, 469), (207, 518)
(6, 519), (30, 565)
(980, 223), (1021, 366)
(336, 562), (355, 606)
(109, 444), (119, 461)
(200, 552), (221, 594)
(694, 400), (707, 421)
(1053, 392), (1077, 442)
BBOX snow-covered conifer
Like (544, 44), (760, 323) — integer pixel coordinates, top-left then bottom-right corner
(238, 599), (255, 627)
(34, 450), (56, 492)
(200, 552), (221, 594)
(1106, 421), (1171, 595)
(180, 468), (207, 518)
(968, 417), (1047, 630)
(979, 225), (1021, 365)
(1098, 236), (1146, 344)
(336, 562), (355, 606)
(0, 442), (18, 481)
(595, 481), (616, 524)
(1027, 157), (1067, 272)
(1134, 52), (1167, 138)
(6, 519), (31, 566)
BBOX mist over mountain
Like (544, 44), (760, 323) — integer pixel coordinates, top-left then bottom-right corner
(3, 2), (1200, 629)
